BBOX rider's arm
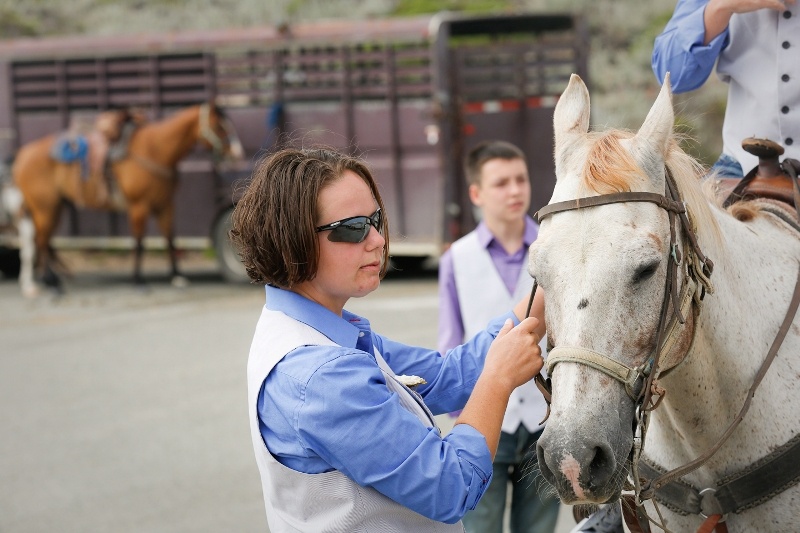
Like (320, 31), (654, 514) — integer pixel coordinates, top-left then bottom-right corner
(652, 0), (730, 93)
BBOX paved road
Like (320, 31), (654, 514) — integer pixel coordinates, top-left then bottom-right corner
(0, 253), (576, 533)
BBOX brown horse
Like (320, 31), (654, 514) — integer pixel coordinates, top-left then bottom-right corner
(12, 103), (243, 294)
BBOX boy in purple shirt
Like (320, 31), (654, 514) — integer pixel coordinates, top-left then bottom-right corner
(438, 140), (559, 533)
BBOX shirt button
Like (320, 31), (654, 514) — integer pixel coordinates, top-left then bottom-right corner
(783, 106), (790, 114)
(783, 41), (791, 49)
(358, 332), (365, 337)
(783, 74), (791, 82)
(787, 138), (795, 146)
(784, 10), (792, 19)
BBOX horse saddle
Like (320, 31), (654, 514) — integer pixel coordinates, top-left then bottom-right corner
(719, 138), (800, 209)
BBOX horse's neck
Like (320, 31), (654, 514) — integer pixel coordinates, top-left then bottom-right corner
(133, 107), (200, 166)
(648, 207), (800, 474)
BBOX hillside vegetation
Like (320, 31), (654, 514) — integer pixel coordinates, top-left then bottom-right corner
(0, 0), (727, 166)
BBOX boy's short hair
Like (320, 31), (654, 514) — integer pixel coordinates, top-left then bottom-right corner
(229, 147), (390, 287)
(464, 140), (526, 186)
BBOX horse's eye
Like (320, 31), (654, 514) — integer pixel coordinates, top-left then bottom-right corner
(633, 261), (659, 284)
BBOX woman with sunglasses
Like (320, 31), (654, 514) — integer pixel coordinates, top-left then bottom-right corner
(230, 147), (546, 533)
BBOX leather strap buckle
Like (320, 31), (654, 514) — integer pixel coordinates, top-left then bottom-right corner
(699, 488), (725, 521)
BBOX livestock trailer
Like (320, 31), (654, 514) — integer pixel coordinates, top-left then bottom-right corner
(0, 11), (589, 281)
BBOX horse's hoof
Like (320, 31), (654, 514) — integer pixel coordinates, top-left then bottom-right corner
(48, 283), (65, 295)
(21, 283), (40, 298)
(171, 275), (189, 288)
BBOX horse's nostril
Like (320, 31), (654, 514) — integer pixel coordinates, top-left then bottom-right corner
(536, 443), (556, 484)
(587, 445), (616, 489)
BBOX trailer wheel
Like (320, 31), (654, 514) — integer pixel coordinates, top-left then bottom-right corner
(0, 246), (21, 279)
(213, 208), (249, 283)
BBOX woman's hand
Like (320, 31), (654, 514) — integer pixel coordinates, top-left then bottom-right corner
(454, 316), (545, 458)
(483, 317), (544, 395)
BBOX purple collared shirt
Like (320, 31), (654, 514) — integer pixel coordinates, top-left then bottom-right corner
(437, 216), (539, 354)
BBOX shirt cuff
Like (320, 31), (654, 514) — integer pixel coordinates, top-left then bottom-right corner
(487, 311), (521, 332)
(446, 423), (494, 509)
(688, 3), (728, 57)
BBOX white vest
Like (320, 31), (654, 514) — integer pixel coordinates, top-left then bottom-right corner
(247, 307), (465, 532)
(450, 232), (548, 434)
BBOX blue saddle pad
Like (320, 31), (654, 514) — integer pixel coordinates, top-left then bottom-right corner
(51, 135), (89, 165)
(50, 135), (90, 178)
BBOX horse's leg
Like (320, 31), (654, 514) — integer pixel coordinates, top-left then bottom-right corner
(155, 204), (187, 288)
(29, 203), (63, 294)
(17, 214), (38, 297)
(127, 201), (149, 287)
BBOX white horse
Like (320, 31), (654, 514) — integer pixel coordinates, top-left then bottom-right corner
(532, 74), (800, 532)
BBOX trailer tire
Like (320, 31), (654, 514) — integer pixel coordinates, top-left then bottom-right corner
(0, 246), (21, 279)
(213, 208), (249, 284)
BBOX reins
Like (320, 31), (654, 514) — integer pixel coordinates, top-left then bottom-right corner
(640, 162), (800, 499)
(524, 278), (553, 424)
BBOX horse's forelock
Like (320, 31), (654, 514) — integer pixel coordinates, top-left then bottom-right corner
(581, 131), (641, 194)
(212, 103), (228, 119)
(581, 129), (723, 247)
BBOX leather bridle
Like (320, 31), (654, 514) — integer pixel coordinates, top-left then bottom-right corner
(529, 168), (713, 426)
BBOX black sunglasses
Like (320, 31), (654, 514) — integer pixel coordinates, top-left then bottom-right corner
(315, 208), (383, 243)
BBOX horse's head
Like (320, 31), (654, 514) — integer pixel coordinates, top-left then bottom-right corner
(532, 74), (704, 504)
(197, 103), (244, 161)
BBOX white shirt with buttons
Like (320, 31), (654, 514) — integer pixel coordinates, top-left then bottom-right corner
(717, 6), (799, 169)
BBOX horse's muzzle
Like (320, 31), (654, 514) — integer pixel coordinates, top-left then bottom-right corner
(536, 416), (633, 504)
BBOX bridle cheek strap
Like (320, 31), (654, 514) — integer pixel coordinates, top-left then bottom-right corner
(545, 269), (698, 401)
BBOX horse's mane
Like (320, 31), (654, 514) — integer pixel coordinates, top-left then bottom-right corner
(580, 129), (722, 247)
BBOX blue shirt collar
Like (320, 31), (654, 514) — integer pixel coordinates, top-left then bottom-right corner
(264, 285), (370, 349)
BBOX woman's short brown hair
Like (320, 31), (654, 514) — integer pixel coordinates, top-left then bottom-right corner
(229, 147), (389, 287)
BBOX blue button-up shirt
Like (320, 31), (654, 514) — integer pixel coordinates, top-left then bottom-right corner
(257, 285), (511, 523)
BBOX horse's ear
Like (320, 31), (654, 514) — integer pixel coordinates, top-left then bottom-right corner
(635, 73), (673, 156)
(553, 74), (590, 176)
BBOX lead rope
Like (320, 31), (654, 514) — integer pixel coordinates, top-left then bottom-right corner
(525, 278), (553, 424)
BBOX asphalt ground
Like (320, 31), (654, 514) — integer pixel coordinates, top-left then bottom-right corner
(0, 251), (576, 532)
